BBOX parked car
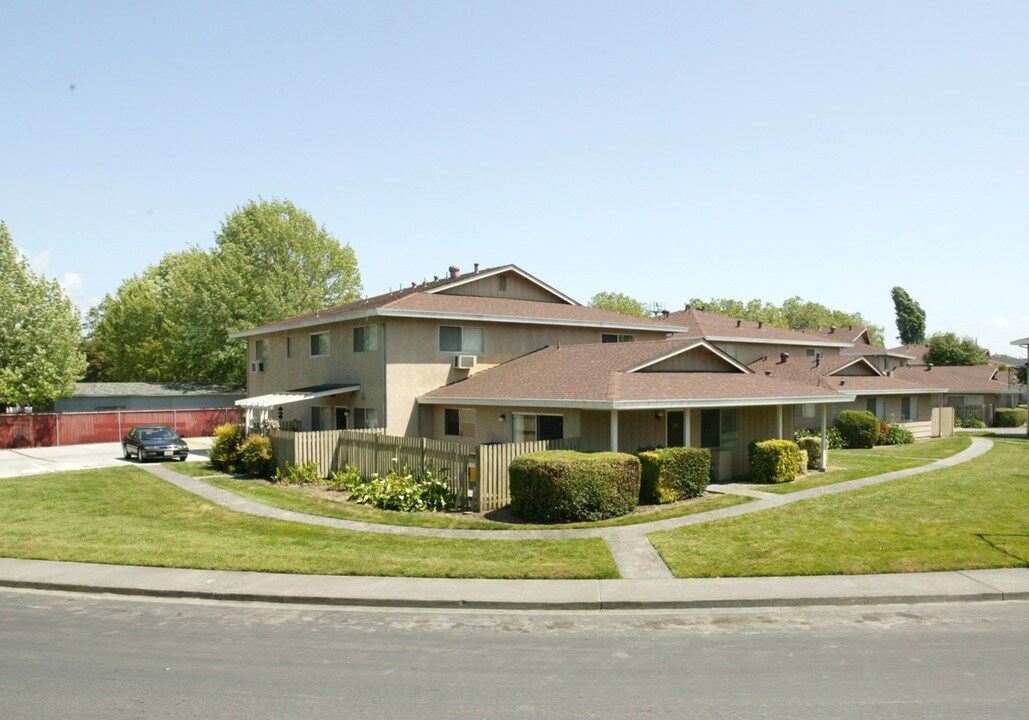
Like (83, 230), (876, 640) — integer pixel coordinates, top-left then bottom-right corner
(122, 425), (189, 462)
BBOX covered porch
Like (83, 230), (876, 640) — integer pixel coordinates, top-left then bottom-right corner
(236, 383), (360, 432)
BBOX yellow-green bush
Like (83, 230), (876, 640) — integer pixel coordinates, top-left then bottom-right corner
(509, 451), (641, 523)
(211, 424), (245, 473)
(748, 439), (803, 484)
(239, 434), (276, 478)
(637, 447), (711, 504)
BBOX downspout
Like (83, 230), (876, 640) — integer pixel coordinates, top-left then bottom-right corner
(820, 405), (828, 472)
(381, 322), (388, 433)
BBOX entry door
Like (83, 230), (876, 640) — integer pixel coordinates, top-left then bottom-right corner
(335, 407), (349, 430)
(667, 411), (684, 447)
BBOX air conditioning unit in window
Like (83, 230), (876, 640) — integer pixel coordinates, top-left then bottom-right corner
(454, 355), (477, 370)
(251, 361), (266, 373)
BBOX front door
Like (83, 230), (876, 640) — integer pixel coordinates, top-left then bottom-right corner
(335, 407), (348, 430)
(667, 411), (684, 447)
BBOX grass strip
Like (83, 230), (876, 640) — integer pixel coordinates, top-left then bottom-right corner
(650, 439), (1028, 578)
(202, 475), (752, 530)
(0, 467), (617, 579)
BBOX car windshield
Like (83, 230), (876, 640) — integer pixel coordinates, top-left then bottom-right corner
(141, 428), (177, 442)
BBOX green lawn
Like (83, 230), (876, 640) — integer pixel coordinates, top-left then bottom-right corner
(201, 475), (752, 530)
(759, 436), (972, 494)
(0, 467), (617, 579)
(649, 438), (1028, 578)
(166, 460), (225, 478)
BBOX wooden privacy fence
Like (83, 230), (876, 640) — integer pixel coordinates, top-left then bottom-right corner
(268, 430), (581, 512)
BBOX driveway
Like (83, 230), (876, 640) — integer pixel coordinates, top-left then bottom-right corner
(0, 438), (213, 478)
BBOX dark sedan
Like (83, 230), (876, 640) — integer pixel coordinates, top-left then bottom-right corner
(122, 425), (189, 462)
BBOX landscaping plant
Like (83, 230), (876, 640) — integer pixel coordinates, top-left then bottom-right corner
(993, 408), (1027, 427)
(210, 424), (245, 473)
(344, 466), (454, 512)
(509, 451), (641, 523)
(795, 426), (845, 449)
(239, 434), (276, 478)
(748, 439), (803, 483)
(273, 461), (322, 485)
(637, 447), (710, 504)
(835, 410), (880, 449)
(796, 436), (823, 469)
(962, 416), (986, 429)
(884, 425), (915, 445)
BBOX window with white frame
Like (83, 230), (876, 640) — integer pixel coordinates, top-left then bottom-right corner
(354, 408), (379, 429)
(444, 408), (476, 438)
(255, 339), (269, 361)
(310, 332), (330, 357)
(700, 408), (738, 448)
(311, 406), (332, 431)
(439, 326), (485, 353)
(513, 413), (563, 442)
(601, 333), (635, 344)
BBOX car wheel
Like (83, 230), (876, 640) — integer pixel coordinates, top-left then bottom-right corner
(122, 444), (130, 460)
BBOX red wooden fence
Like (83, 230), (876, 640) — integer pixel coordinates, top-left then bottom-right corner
(0, 408), (243, 449)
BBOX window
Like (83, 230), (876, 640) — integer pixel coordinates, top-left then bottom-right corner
(498, 275), (507, 291)
(286, 336), (293, 358)
(866, 397), (880, 418)
(444, 408), (476, 437)
(794, 403), (816, 420)
(513, 413), (563, 442)
(354, 408), (379, 429)
(602, 334), (635, 343)
(901, 396), (918, 422)
(311, 406), (332, 431)
(700, 408), (738, 448)
(255, 339), (269, 361)
(353, 325), (378, 353)
(439, 326), (485, 353)
(806, 348), (817, 357)
(310, 332), (330, 357)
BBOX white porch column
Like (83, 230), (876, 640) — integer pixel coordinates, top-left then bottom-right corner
(777, 405), (784, 439)
(683, 410), (692, 447)
(820, 404), (829, 472)
(610, 409), (619, 452)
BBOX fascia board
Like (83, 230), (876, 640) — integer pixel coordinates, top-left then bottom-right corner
(842, 387), (948, 396)
(425, 265), (580, 306)
(624, 340), (752, 374)
(704, 335), (853, 349)
(378, 308), (686, 333)
(417, 395), (853, 410)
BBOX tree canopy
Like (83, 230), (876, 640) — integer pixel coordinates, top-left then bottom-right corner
(86, 198), (362, 383)
(587, 291), (649, 318)
(0, 222), (87, 407)
(688, 295), (885, 346)
(891, 286), (926, 345)
(923, 332), (989, 366)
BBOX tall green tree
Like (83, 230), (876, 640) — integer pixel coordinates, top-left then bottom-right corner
(85, 198), (362, 384)
(588, 291), (649, 318)
(891, 286), (926, 345)
(0, 222), (87, 407)
(923, 332), (989, 366)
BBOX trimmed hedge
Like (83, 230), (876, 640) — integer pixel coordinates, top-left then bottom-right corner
(795, 426), (845, 449)
(509, 451), (641, 523)
(748, 439), (802, 484)
(836, 410), (880, 449)
(637, 447), (711, 504)
(994, 408), (1027, 427)
(797, 436), (823, 469)
(963, 416), (986, 429)
(240, 435), (276, 478)
(211, 424), (245, 473)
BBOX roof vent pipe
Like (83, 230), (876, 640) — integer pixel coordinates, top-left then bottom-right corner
(926, 363), (933, 371)
(829, 326), (836, 334)
(736, 320), (742, 327)
(448, 265), (460, 279)
(661, 310), (670, 318)
(758, 321), (763, 329)
(474, 263), (480, 274)
(780, 352), (790, 364)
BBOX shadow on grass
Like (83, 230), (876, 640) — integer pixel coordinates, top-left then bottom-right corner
(975, 533), (1029, 566)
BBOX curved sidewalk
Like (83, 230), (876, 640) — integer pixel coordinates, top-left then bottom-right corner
(142, 436), (995, 579)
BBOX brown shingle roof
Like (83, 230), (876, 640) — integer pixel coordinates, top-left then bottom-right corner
(893, 364), (1015, 394)
(656, 307), (852, 346)
(888, 344), (929, 361)
(747, 355), (874, 386)
(421, 339), (848, 406)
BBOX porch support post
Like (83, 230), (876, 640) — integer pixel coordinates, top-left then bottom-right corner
(610, 409), (619, 452)
(820, 404), (828, 472)
(776, 405), (784, 440)
(683, 409), (692, 448)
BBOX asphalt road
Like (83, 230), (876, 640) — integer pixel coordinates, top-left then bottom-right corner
(1, 590), (1025, 719)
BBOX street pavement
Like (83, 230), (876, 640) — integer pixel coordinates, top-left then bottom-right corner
(0, 437), (213, 477)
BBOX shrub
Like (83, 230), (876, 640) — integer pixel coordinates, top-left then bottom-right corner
(796, 436), (823, 469)
(273, 461), (322, 485)
(994, 408), (1027, 427)
(325, 465), (362, 491)
(637, 447), (710, 504)
(876, 420), (889, 446)
(836, 410), (880, 449)
(239, 435), (276, 478)
(884, 425), (915, 445)
(798, 449), (809, 472)
(748, 439), (802, 483)
(210, 424), (245, 473)
(953, 415), (963, 428)
(509, 451), (641, 523)
(963, 416), (986, 429)
(345, 466), (454, 512)
(795, 426), (845, 449)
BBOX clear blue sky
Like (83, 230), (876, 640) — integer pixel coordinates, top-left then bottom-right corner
(3, 1), (1027, 354)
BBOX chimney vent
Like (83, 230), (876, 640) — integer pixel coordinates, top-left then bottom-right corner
(765, 370), (772, 376)
(779, 352), (790, 364)
(473, 263), (480, 274)
(758, 321), (764, 329)
(736, 319), (742, 327)
(829, 326), (836, 334)
(448, 265), (460, 279)
(661, 309), (670, 318)
(926, 363), (933, 371)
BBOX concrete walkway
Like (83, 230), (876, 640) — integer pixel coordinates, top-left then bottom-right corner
(142, 436), (995, 580)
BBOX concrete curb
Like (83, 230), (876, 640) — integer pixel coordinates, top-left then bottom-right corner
(0, 559), (1025, 611)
